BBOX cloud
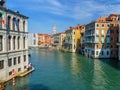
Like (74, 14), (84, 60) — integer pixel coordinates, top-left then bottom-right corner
(7, 0), (120, 21)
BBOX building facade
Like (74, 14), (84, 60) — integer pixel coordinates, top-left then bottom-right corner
(63, 25), (85, 53)
(64, 27), (77, 52)
(84, 14), (119, 59)
(28, 33), (38, 48)
(107, 14), (119, 59)
(51, 33), (59, 49)
(118, 15), (120, 60)
(38, 34), (51, 47)
(51, 32), (66, 50)
(84, 17), (111, 58)
(78, 25), (86, 54)
(0, 5), (29, 82)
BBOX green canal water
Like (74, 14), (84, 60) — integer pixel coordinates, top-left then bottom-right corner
(5, 48), (120, 90)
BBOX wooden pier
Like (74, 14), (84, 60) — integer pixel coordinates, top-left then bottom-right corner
(18, 67), (35, 77)
(0, 82), (5, 90)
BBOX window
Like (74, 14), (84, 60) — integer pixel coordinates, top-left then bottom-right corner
(8, 36), (11, 50)
(102, 24), (104, 27)
(23, 37), (25, 49)
(18, 68), (21, 72)
(13, 36), (15, 50)
(34, 34), (36, 37)
(102, 44), (104, 48)
(34, 40), (36, 45)
(101, 51), (104, 55)
(17, 19), (20, 31)
(13, 18), (15, 30)
(117, 38), (118, 42)
(0, 13), (2, 29)
(96, 44), (99, 48)
(92, 51), (94, 55)
(8, 58), (12, 67)
(18, 37), (20, 49)
(107, 45), (110, 48)
(106, 37), (110, 43)
(13, 57), (16, 65)
(8, 16), (11, 30)
(24, 55), (26, 62)
(18, 56), (20, 64)
(24, 66), (26, 69)
(116, 30), (119, 33)
(96, 51), (98, 55)
(74, 45), (75, 49)
(9, 71), (12, 76)
(96, 24), (99, 27)
(23, 21), (25, 32)
(111, 24), (114, 27)
(111, 37), (113, 41)
(107, 51), (109, 55)
(111, 45), (113, 48)
(111, 51), (113, 55)
(74, 32), (75, 35)
(0, 36), (2, 51)
(0, 60), (4, 69)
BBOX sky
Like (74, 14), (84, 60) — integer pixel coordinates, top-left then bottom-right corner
(7, 0), (120, 34)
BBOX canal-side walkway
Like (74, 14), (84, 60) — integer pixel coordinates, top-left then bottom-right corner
(0, 67), (34, 90)
(18, 67), (35, 77)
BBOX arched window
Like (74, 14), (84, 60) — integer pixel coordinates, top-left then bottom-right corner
(0, 13), (2, 29)
(23, 37), (25, 49)
(8, 36), (11, 50)
(0, 35), (3, 51)
(13, 18), (15, 30)
(18, 19), (20, 31)
(13, 36), (16, 50)
(8, 16), (11, 30)
(23, 21), (25, 32)
(18, 37), (20, 49)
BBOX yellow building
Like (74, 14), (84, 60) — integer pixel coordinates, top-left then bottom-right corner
(64, 25), (85, 53)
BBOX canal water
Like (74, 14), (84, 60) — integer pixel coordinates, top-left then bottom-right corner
(5, 48), (120, 90)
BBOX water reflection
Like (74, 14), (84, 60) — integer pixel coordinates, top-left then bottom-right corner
(71, 53), (81, 77)
(92, 60), (107, 90)
(5, 76), (29, 90)
(5, 49), (120, 90)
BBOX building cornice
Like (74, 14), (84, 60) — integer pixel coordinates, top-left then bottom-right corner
(0, 6), (29, 19)
(0, 29), (28, 34)
(0, 49), (28, 55)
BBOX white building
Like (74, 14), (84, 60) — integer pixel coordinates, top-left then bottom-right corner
(84, 17), (110, 58)
(64, 28), (76, 52)
(0, 4), (29, 82)
(28, 33), (38, 48)
(51, 32), (66, 50)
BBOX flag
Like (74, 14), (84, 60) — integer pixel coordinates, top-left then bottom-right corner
(1, 10), (4, 25)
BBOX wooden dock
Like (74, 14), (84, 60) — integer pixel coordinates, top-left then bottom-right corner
(18, 68), (35, 77)
(0, 82), (5, 90)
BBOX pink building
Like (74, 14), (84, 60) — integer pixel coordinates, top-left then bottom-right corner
(38, 34), (51, 47)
